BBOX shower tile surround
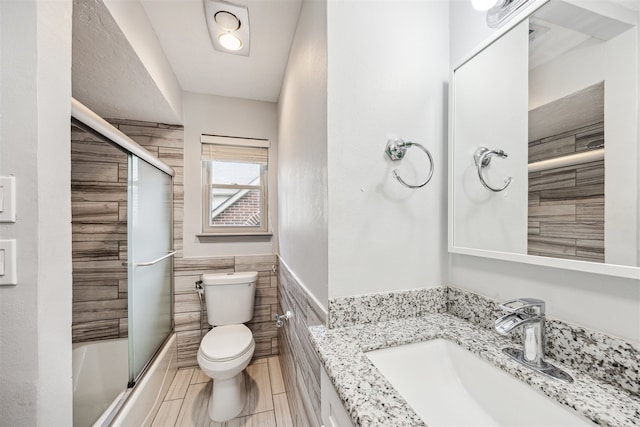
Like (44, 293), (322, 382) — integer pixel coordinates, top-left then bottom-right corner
(71, 119), (279, 366)
(316, 286), (640, 426)
(71, 126), (132, 342)
(528, 121), (605, 262)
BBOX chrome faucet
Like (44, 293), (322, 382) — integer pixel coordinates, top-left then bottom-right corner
(495, 298), (573, 383)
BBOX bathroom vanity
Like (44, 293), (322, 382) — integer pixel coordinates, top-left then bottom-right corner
(311, 306), (640, 427)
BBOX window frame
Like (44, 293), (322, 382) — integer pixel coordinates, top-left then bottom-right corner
(200, 135), (270, 235)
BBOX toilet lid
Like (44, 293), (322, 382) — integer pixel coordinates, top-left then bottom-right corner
(200, 324), (254, 362)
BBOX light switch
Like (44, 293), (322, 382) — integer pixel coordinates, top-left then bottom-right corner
(0, 176), (16, 222)
(0, 240), (17, 285)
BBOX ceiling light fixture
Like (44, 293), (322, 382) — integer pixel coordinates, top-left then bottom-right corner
(471, 0), (505, 11)
(218, 33), (243, 51)
(204, 0), (250, 56)
(472, 0), (533, 28)
(214, 11), (240, 31)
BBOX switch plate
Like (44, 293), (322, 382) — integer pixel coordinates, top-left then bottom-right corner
(0, 176), (16, 222)
(0, 240), (17, 285)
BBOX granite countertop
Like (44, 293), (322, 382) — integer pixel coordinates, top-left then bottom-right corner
(309, 313), (640, 427)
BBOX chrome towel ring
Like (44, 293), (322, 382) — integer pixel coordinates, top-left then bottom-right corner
(474, 147), (512, 192)
(385, 138), (434, 189)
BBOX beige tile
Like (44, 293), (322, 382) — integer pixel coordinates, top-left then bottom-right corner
(240, 362), (273, 416)
(175, 293), (201, 313)
(190, 368), (211, 385)
(72, 160), (119, 183)
(253, 339), (275, 359)
(226, 411), (276, 427)
(151, 399), (184, 427)
(175, 311), (201, 332)
(234, 254), (276, 272)
(176, 382), (213, 427)
(272, 394), (293, 427)
(175, 274), (203, 294)
(250, 305), (272, 323)
(166, 368), (195, 401)
(72, 201), (119, 222)
(250, 357), (267, 365)
(267, 357), (285, 395)
(72, 319), (119, 342)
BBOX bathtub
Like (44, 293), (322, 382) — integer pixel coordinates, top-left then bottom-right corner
(73, 338), (128, 426)
(72, 334), (177, 427)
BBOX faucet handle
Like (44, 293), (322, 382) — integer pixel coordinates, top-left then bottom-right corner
(499, 298), (545, 315)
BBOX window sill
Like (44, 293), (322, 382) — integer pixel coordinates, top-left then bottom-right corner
(196, 232), (273, 241)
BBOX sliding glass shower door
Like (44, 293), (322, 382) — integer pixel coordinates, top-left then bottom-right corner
(127, 155), (173, 383)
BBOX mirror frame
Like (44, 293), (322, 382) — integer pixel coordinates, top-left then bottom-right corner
(447, 0), (640, 280)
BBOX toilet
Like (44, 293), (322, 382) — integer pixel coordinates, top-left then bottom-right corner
(197, 271), (258, 422)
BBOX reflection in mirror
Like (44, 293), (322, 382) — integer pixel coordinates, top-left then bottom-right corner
(451, 0), (639, 274)
(527, 0), (637, 266)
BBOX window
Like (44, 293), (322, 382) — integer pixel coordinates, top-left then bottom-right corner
(201, 135), (269, 234)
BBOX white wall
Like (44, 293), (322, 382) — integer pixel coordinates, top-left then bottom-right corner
(0, 0), (73, 425)
(326, 1), (449, 297)
(277, 0), (329, 308)
(449, 0), (640, 343)
(529, 42), (606, 110)
(450, 0), (498, 67)
(182, 92), (279, 257)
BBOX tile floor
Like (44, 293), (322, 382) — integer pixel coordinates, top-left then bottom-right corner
(151, 356), (293, 427)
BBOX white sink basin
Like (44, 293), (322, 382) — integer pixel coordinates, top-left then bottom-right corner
(365, 339), (594, 426)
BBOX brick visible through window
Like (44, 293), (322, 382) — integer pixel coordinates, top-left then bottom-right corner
(212, 189), (261, 226)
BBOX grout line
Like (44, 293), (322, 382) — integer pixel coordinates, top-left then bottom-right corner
(171, 397), (186, 427)
(267, 361), (276, 422)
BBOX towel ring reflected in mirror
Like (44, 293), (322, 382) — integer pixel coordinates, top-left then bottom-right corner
(474, 146), (512, 192)
(385, 138), (434, 189)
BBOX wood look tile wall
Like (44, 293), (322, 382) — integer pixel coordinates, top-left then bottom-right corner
(277, 259), (326, 427)
(174, 254), (279, 368)
(71, 119), (279, 364)
(71, 127), (129, 342)
(528, 122), (605, 262)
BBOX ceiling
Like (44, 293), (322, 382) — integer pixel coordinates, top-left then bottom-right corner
(73, 0), (182, 123)
(140, 0), (301, 102)
(72, 0), (301, 124)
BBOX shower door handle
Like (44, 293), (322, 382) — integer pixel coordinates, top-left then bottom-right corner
(136, 251), (177, 267)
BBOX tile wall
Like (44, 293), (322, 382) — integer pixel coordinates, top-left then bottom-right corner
(71, 119), (278, 366)
(71, 126), (130, 342)
(174, 255), (279, 368)
(528, 121), (604, 262)
(277, 259), (327, 427)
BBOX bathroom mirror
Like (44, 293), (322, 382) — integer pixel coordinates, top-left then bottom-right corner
(449, 0), (640, 279)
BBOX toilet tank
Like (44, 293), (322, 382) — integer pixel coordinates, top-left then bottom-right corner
(201, 271), (258, 326)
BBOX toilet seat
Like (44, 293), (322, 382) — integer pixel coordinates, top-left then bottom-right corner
(199, 324), (254, 363)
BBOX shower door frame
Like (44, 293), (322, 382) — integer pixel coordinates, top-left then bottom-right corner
(71, 98), (176, 426)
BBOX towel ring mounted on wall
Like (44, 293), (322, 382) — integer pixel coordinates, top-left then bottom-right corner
(385, 138), (434, 189)
(474, 147), (512, 192)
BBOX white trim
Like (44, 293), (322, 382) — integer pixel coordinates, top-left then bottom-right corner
(449, 246), (640, 279)
(71, 98), (175, 177)
(201, 134), (270, 148)
(278, 256), (328, 317)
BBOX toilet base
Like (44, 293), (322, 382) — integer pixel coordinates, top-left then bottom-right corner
(208, 371), (246, 422)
